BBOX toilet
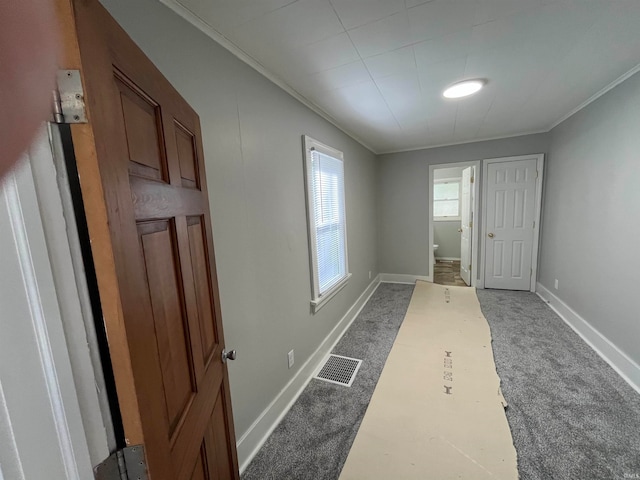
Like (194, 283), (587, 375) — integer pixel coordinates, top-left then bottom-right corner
(432, 244), (439, 265)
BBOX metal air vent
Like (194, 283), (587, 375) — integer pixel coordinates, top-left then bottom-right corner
(314, 354), (362, 387)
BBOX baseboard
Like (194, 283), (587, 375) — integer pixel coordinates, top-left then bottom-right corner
(379, 273), (432, 284)
(536, 282), (640, 394)
(435, 257), (461, 261)
(236, 275), (382, 473)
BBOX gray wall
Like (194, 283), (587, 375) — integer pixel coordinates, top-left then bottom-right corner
(377, 134), (550, 276)
(433, 222), (461, 259)
(99, 0), (378, 441)
(539, 71), (640, 366)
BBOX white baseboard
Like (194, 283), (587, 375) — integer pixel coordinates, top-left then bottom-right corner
(435, 257), (461, 261)
(379, 273), (432, 284)
(236, 275), (382, 473)
(536, 282), (640, 394)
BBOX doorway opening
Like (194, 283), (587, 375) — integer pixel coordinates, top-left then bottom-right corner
(428, 161), (480, 287)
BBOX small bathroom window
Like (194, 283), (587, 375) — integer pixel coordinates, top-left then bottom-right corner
(434, 178), (461, 221)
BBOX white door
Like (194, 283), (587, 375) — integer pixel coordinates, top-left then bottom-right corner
(460, 166), (474, 286)
(484, 158), (537, 290)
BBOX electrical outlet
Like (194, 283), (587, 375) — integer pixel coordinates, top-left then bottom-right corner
(368, 271), (372, 280)
(288, 350), (294, 369)
(554, 279), (559, 290)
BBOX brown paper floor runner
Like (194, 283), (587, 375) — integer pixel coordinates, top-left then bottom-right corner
(339, 281), (518, 480)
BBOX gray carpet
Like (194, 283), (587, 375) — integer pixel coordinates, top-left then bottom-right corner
(243, 285), (640, 480)
(241, 283), (414, 480)
(477, 289), (640, 480)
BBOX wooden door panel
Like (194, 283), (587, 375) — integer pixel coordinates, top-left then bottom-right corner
(187, 216), (218, 364)
(190, 454), (208, 480)
(203, 390), (234, 480)
(138, 220), (196, 437)
(131, 177), (204, 219)
(117, 81), (166, 182)
(175, 122), (199, 189)
(57, 0), (240, 478)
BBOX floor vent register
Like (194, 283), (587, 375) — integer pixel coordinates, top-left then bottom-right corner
(314, 354), (362, 387)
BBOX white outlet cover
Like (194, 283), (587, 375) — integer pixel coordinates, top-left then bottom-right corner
(554, 279), (559, 289)
(288, 350), (294, 368)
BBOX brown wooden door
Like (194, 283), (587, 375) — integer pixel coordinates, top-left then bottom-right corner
(55, 1), (239, 478)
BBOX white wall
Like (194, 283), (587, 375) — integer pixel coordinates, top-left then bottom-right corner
(98, 0), (379, 460)
(539, 71), (640, 371)
(378, 134), (550, 277)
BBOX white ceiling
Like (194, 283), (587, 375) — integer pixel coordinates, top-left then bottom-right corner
(163, 0), (640, 153)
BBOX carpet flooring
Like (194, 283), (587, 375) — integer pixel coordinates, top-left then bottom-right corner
(241, 283), (414, 480)
(242, 285), (640, 480)
(477, 289), (640, 480)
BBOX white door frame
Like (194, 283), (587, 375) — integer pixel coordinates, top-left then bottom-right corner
(0, 126), (110, 480)
(479, 154), (545, 292)
(429, 161), (481, 286)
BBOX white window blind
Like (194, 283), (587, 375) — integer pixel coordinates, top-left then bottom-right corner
(303, 136), (350, 311)
(434, 179), (461, 219)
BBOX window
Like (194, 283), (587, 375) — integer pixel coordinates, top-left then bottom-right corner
(434, 179), (461, 220)
(303, 136), (351, 312)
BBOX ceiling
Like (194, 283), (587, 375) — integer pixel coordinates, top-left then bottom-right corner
(162, 0), (640, 153)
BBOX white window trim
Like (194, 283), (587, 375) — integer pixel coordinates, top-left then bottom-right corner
(302, 135), (350, 313)
(433, 177), (462, 222)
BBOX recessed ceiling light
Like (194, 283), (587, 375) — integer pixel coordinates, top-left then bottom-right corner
(443, 79), (486, 99)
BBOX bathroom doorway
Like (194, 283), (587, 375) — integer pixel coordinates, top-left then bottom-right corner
(428, 161), (480, 287)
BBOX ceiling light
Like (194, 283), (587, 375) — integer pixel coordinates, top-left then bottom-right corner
(443, 79), (486, 99)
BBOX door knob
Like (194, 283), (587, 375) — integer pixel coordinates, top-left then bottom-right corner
(222, 349), (237, 363)
(488, 233), (495, 238)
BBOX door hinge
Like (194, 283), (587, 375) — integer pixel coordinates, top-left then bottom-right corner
(470, 176), (474, 184)
(469, 221), (473, 228)
(94, 445), (148, 480)
(469, 264), (472, 272)
(51, 70), (88, 124)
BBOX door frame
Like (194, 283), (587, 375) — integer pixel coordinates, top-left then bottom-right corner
(428, 160), (481, 287)
(479, 154), (545, 292)
(0, 128), (99, 480)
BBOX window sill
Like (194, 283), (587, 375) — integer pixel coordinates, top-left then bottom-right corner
(310, 273), (352, 314)
(434, 217), (461, 222)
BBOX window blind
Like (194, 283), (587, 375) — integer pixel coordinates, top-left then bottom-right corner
(434, 181), (460, 217)
(309, 149), (347, 294)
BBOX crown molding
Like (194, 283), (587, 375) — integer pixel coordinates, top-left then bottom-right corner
(548, 62), (640, 131)
(157, 0), (377, 154)
(378, 129), (550, 155)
